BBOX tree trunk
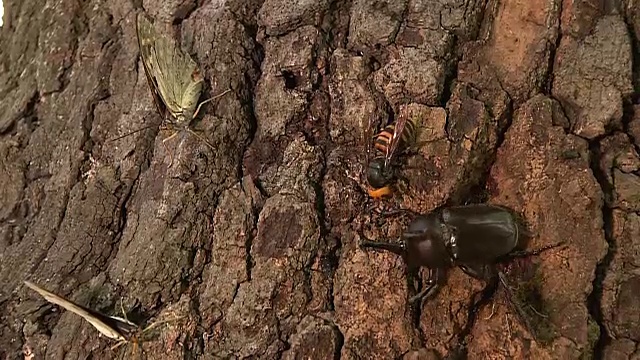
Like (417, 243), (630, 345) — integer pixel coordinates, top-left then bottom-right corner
(0, 0), (638, 358)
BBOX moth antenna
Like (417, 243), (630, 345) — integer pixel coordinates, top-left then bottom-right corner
(161, 131), (180, 168)
(192, 88), (232, 119)
(110, 339), (128, 351)
(119, 298), (128, 322)
(141, 315), (184, 334)
(186, 128), (216, 151)
(108, 124), (157, 142)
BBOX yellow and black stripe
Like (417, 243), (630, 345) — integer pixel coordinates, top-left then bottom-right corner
(372, 119), (418, 157)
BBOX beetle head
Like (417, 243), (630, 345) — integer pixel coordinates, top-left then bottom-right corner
(403, 214), (451, 269)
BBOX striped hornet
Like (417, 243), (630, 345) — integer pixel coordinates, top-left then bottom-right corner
(365, 113), (420, 199)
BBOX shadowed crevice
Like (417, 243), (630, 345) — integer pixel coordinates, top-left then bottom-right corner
(586, 138), (615, 359)
(544, 0), (563, 96)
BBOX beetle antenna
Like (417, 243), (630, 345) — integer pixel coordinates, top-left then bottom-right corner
(509, 241), (566, 258)
(374, 207), (420, 218)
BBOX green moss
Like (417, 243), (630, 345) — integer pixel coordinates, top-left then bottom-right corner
(587, 318), (601, 345)
(510, 267), (558, 345)
(578, 318), (601, 360)
(560, 149), (581, 160)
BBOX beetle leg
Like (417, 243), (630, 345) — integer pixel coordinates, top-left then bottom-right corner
(462, 264), (502, 315)
(459, 263), (498, 282)
(359, 240), (406, 257)
(408, 267), (445, 304)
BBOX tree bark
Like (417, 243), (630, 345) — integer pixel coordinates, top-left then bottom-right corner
(0, 0), (638, 359)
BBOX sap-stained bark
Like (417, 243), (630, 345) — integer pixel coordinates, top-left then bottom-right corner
(399, 103), (449, 207)
(418, 268), (486, 355)
(602, 211), (640, 342)
(348, 0), (407, 51)
(404, 83), (507, 208)
(475, 0), (559, 103)
(285, 37), (513, 358)
(254, 26), (318, 138)
(604, 338), (640, 360)
(198, 177), (263, 327)
(468, 95), (607, 357)
(282, 315), (342, 359)
(258, 0), (329, 36)
(328, 49), (384, 144)
(373, 47), (448, 107)
(599, 133), (640, 211)
(334, 247), (414, 359)
(552, 15), (633, 139)
(323, 147), (368, 226)
(208, 193), (320, 357)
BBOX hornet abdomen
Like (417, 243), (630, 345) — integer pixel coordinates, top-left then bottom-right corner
(372, 120), (418, 157)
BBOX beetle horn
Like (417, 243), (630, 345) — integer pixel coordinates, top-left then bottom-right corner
(359, 240), (406, 257)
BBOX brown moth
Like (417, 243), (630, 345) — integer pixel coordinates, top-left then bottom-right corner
(24, 281), (180, 355)
(135, 12), (230, 164)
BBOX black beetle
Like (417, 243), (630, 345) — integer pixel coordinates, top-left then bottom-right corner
(360, 203), (555, 304)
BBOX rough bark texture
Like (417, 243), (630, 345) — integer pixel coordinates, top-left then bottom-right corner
(0, 0), (638, 358)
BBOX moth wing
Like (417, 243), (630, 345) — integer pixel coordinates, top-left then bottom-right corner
(136, 13), (168, 119)
(171, 46), (204, 119)
(153, 30), (204, 121)
(24, 281), (131, 341)
(384, 115), (408, 168)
